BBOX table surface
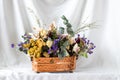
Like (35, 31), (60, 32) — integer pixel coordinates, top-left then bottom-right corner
(0, 66), (119, 80)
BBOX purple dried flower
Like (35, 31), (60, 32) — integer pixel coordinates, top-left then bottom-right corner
(48, 39), (60, 55)
(24, 33), (27, 36)
(78, 34), (80, 37)
(18, 42), (23, 46)
(53, 46), (58, 54)
(81, 37), (87, 43)
(90, 42), (94, 45)
(94, 46), (96, 48)
(11, 44), (15, 48)
(27, 36), (31, 39)
(54, 39), (59, 44)
(48, 46), (58, 55)
(89, 42), (96, 49)
(86, 41), (96, 54)
(87, 50), (93, 54)
(22, 33), (31, 40)
(75, 34), (80, 43)
(90, 47), (94, 50)
(87, 40), (90, 44)
(48, 49), (51, 54)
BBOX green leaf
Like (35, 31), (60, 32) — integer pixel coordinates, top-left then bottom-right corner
(63, 49), (69, 56)
(58, 49), (69, 59)
(63, 41), (69, 47)
(60, 46), (65, 50)
(61, 15), (68, 21)
(58, 53), (63, 59)
(61, 15), (65, 19)
(67, 28), (74, 37)
(59, 27), (64, 34)
(61, 15), (68, 25)
(80, 52), (88, 58)
(61, 15), (75, 37)
(63, 21), (68, 25)
(66, 23), (72, 28)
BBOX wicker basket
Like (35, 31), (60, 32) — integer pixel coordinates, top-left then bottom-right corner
(32, 56), (76, 72)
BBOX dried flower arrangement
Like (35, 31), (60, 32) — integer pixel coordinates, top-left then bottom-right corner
(11, 15), (96, 72)
(11, 15), (95, 59)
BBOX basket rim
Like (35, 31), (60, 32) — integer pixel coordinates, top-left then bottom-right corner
(32, 56), (76, 59)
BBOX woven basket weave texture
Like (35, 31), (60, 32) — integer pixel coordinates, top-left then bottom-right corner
(32, 56), (76, 72)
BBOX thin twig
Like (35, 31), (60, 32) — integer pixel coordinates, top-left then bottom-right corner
(75, 22), (97, 34)
(27, 8), (41, 28)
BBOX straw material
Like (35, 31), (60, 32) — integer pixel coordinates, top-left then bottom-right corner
(32, 56), (76, 72)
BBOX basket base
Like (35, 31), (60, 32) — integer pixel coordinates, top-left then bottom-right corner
(35, 70), (74, 73)
(32, 56), (76, 72)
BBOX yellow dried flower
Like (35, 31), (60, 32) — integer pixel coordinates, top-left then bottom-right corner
(29, 48), (35, 53)
(29, 39), (34, 43)
(43, 52), (50, 57)
(34, 52), (40, 58)
(23, 44), (30, 48)
(39, 29), (47, 37)
(31, 41), (36, 46)
(33, 46), (37, 50)
(28, 50), (34, 57)
(36, 38), (45, 47)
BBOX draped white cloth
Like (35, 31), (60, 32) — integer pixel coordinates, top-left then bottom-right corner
(0, 0), (120, 80)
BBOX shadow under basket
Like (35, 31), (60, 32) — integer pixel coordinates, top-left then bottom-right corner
(32, 56), (76, 73)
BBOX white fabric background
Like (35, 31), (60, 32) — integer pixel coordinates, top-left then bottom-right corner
(0, 0), (120, 80)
